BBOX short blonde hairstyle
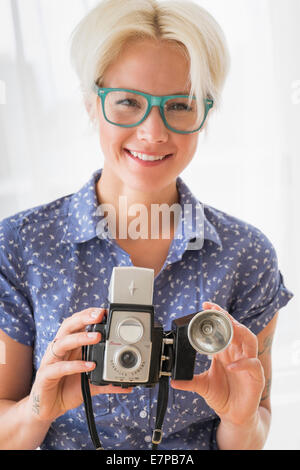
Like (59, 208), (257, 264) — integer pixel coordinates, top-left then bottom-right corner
(70, 0), (230, 129)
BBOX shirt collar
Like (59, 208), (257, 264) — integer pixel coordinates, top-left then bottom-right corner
(63, 168), (222, 250)
(62, 169), (102, 244)
(175, 177), (222, 250)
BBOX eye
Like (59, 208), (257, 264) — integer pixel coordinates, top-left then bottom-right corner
(115, 99), (141, 108)
(166, 102), (193, 112)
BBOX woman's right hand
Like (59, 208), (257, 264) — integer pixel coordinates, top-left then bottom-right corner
(28, 308), (132, 423)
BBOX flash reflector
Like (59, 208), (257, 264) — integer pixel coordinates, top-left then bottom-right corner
(187, 309), (233, 355)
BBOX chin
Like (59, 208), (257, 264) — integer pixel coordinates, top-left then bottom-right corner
(127, 178), (166, 193)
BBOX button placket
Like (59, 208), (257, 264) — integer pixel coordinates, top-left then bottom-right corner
(134, 386), (151, 426)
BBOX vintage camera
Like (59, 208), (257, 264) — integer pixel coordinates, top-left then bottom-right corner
(85, 267), (233, 388)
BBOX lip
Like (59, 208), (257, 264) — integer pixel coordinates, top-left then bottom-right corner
(126, 149), (173, 157)
(124, 148), (174, 166)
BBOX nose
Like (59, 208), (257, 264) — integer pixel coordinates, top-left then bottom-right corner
(136, 106), (169, 143)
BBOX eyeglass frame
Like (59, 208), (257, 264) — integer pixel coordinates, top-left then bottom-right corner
(93, 84), (214, 135)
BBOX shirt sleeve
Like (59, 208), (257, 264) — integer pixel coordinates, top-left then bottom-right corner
(229, 229), (294, 335)
(209, 416), (221, 450)
(0, 218), (35, 346)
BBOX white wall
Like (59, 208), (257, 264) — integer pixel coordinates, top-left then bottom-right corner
(0, 0), (299, 449)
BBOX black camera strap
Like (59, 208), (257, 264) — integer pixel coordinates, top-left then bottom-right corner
(151, 375), (169, 449)
(81, 346), (104, 450)
(81, 370), (104, 450)
(81, 346), (169, 450)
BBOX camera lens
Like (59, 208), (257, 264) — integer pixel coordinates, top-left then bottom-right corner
(118, 349), (140, 370)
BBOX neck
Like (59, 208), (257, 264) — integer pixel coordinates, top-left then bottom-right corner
(96, 164), (179, 240)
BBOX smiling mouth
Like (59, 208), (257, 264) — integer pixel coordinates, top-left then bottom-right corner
(125, 149), (173, 161)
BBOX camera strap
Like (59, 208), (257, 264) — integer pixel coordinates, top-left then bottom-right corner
(81, 346), (104, 450)
(81, 371), (104, 450)
(151, 375), (169, 449)
(81, 346), (169, 450)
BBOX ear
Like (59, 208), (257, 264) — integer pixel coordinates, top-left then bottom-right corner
(84, 96), (101, 129)
(84, 96), (96, 118)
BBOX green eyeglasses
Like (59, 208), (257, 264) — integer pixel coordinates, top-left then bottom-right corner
(93, 84), (213, 134)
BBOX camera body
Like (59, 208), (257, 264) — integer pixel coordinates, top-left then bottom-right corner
(86, 267), (232, 388)
(86, 304), (197, 387)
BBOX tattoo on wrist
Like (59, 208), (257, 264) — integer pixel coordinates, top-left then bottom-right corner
(32, 393), (41, 415)
(261, 378), (272, 402)
(258, 333), (274, 356)
(258, 333), (274, 404)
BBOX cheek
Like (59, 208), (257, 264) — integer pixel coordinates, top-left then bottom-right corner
(97, 100), (115, 147)
(98, 120), (131, 156)
(177, 135), (198, 159)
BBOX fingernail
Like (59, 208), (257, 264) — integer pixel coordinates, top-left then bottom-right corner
(91, 310), (100, 318)
(85, 362), (95, 369)
(87, 332), (99, 339)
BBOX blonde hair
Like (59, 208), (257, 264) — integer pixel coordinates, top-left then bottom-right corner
(70, 0), (230, 129)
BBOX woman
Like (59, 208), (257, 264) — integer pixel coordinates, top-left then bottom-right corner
(0, 0), (293, 450)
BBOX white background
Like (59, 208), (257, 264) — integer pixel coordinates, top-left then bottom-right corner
(0, 0), (299, 449)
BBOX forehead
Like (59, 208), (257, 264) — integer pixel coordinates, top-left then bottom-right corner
(102, 39), (191, 96)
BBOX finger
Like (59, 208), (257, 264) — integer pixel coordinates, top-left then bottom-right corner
(46, 331), (101, 364)
(171, 371), (209, 398)
(230, 322), (258, 358)
(56, 307), (107, 338)
(90, 384), (134, 395)
(40, 360), (134, 394)
(39, 360), (96, 382)
(227, 357), (264, 382)
(202, 301), (226, 313)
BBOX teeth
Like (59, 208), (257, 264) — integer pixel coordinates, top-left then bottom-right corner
(129, 150), (167, 161)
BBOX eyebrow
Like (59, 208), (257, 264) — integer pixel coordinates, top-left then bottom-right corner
(172, 91), (191, 95)
(102, 85), (192, 96)
(137, 89), (192, 96)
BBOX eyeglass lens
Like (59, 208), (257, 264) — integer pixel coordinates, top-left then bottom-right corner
(104, 91), (204, 132)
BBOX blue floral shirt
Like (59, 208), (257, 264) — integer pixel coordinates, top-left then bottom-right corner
(0, 168), (293, 450)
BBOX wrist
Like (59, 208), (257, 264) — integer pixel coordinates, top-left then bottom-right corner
(217, 408), (270, 450)
(24, 393), (52, 428)
(2, 395), (53, 450)
(219, 410), (259, 430)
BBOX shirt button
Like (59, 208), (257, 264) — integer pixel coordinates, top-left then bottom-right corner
(144, 435), (152, 443)
(139, 410), (147, 418)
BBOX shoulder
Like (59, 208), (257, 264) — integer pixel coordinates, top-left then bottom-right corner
(203, 203), (277, 261)
(0, 193), (73, 258)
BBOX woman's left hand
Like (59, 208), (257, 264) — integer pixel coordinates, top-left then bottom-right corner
(171, 302), (265, 426)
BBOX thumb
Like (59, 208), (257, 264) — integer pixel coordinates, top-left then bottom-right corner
(171, 371), (209, 398)
(202, 301), (225, 312)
